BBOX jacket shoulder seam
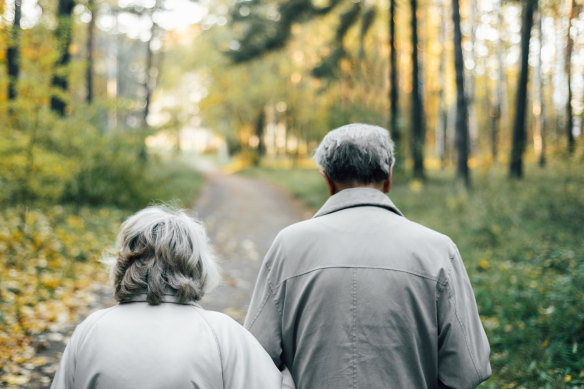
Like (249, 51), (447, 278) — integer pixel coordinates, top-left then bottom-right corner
(277, 265), (444, 288)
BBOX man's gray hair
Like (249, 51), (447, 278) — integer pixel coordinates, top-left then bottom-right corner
(107, 206), (220, 305)
(313, 123), (395, 184)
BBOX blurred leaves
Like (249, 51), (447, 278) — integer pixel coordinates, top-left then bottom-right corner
(0, 206), (125, 387)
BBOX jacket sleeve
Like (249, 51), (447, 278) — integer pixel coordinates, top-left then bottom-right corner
(213, 313), (295, 389)
(437, 243), (492, 388)
(244, 237), (285, 369)
(50, 325), (81, 389)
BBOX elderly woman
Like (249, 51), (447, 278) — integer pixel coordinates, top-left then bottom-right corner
(51, 206), (293, 389)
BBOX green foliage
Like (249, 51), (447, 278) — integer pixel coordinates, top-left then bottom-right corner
(228, 0), (342, 63)
(0, 101), (204, 210)
(242, 162), (584, 387)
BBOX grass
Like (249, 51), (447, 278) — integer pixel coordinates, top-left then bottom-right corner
(241, 166), (328, 210)
(241, 160), (584, 389)
(145, 156), (206, 208)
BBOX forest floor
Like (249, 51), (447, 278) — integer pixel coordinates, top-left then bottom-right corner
(23, 166), (310, 388)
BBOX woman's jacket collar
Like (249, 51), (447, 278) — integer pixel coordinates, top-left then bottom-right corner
(119, 293), (201, 307)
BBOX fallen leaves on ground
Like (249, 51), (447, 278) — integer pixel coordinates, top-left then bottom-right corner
(0, 206), (125, 388)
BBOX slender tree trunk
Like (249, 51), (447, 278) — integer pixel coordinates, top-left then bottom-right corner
(143, 39), (154, 128)
(410, 0), (425, 179)
(142, 0), (163, 128)
(86, 0), (96, 103)
(389, 0), (401, 167)
(256, 107), (266, 161)
(51, 0), (76, 116)
(509, 0), (536, 179)
(436, 0), (447, 169)
(452, 0), (470, 187)
(491, 0), (506, 165)
(7, 0), (22, 100)
(143, 39), (155, 127)
(490, 102), (499, 164)
(565, 0), (575, 153)
(535, 6), (545, 167)
(468, 0), (478, 153)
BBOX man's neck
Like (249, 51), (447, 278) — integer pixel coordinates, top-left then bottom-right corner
(334, 181), (386, 193)
(322, 171), (391, 196)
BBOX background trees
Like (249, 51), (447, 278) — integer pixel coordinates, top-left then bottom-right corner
(0, 0), (581, 209)
(0, 1), (582, 387)
(211, 0), (581, 181)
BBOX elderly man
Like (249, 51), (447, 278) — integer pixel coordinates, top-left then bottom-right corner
(245, 123), (491, 388)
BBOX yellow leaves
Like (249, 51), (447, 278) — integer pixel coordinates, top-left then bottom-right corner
(32, 356), (47, 367)
(565, 375), (572, 383)
(3, 374), (31, 386)
(483, 316), (499, 330)
(542, 338), (550, 348)
(490, 224), (501, 235)
(40, 274), (61, 290)
(478, 258), (489, 270)
(1, 205), (122, 376)
(66, 215), (84, 229)
(409, 179), (424, 193)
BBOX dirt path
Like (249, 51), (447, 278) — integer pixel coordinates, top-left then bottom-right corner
(22, 168), (310, 388)
(195, 169), (310, 322)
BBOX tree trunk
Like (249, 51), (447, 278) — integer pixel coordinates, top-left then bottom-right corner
(565, 0), (575, 153)
(452, 0), (470, 187)
(7, 0), (22, 100)
(142, 0), (163, 128)
(509, 0), (536, 179)
(410, 0), (425, 179)
(535, 6), (545, 167)
(389, 0), (401, 169)
(436, 0), (447, 169)
(143, 39), (154, 128)
(50, 0), (76, 116)
(256, 107), (266, 158)
(491, 0), (506, 165)
(86, 0), (96, 103)
(467, 0), (478, 153)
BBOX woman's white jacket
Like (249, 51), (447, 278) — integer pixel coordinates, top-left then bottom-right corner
(51, 295), (293, 389)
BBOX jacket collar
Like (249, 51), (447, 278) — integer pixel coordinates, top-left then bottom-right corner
(313, 187), (404, 218)
(120, 293), (201, 307)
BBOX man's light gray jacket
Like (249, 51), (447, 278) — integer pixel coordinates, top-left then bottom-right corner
(245, 187), (491, 389)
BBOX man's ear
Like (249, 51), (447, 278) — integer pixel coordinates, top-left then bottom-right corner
(320, 171), (337, 196)
(382, 163), (394, 193)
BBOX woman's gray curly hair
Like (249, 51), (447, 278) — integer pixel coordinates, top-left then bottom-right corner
(106, 206), (220, 305)
(313, 123), (395, 184)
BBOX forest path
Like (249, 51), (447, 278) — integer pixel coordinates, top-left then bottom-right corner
(194, 166), (311, 322)
(24, 166), (310, 388)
